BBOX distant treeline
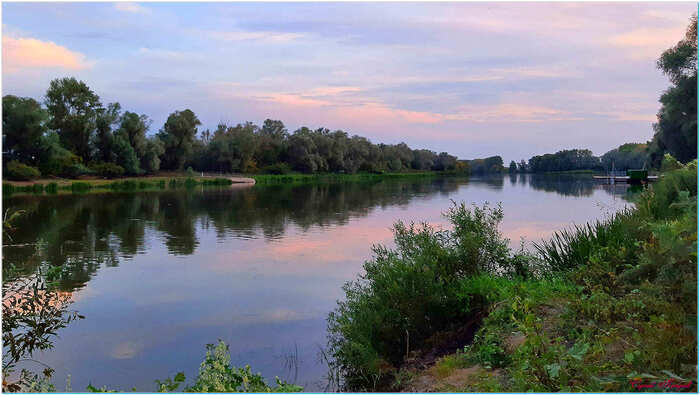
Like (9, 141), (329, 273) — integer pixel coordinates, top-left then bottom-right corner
(508, 143), (649, 173)
(2, 78), (469, 181)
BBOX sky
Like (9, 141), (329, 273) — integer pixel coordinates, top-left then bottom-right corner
(2, 2), (697, 162)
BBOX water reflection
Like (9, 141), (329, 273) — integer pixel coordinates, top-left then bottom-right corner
(2, 175), (633, 391)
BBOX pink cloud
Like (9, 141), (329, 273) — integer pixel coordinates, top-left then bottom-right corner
(3, 35), (91, 73)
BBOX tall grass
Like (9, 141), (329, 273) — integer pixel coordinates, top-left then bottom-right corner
(252, 171), (448, 185)
(534, 208), (640, 272)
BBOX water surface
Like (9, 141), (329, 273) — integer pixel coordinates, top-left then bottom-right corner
(3, 174), (633, 391)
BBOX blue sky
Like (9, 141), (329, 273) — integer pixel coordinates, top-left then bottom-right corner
(2, 2), (696, 162)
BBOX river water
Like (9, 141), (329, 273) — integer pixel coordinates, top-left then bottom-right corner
(2, 174), (634, 391)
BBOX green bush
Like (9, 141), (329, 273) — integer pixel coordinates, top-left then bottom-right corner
(61, 164), (93, 179)
(70, 182), (91, 192)
(45, 182), (58, 194)
(4, 160), (41, 181)
(261, 163), (292, 175)
(327, 202), (519, 390)
(90, 162), (124, 179)
(637, 162), (697, 220)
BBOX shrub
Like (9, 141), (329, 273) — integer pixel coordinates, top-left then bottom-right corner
(61, 164), (93, 179)
(261, 163), (292, 175)
(90, 163), (124, 179)
(45, 182), (58, 194)
(4, 161), (41, 181)
(637, 162), (697, 220)
(70, 182), (91, 192)
(327, 202), (514, 390)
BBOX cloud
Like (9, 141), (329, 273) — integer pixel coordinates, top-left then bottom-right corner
(2, 35), (92, 73)
(114, 2), (150, 14)
(608, 27), (686, 58)
(208, 30), (304, 43)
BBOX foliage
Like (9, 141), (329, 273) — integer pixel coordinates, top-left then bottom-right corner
(158, 109), (201, 171)
(600, 143), (648, 171)
(648, 14), (698, 166)
(426, 163), (697, 393)
(327, 202), (536, 390)
(2, 95), (47, 165)
(2, 211), (84, 392)
(464, 156), (504, 174)
(528, 149), (601, 173)
(44, 77), (102, 162)
(89, 162), (125, 179)
(4, 160), (41, 181)
(184, 341), (302, 392)
(61, 163), (94, 179)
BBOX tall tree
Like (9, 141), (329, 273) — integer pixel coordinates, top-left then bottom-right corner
(94, 102), (121, 163)
(117, 111), (150, 160)
(44, 77), (102, 162)
(2, 95), (47, 165)
(508, 160), (517, 173)
(157, 109), (201, 170)
(648, 14), (698, 165)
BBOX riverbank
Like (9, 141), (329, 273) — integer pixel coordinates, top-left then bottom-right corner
(2, 171), (463, 195)
(326, 161), (697, 392)
(2, 176), (237, 195)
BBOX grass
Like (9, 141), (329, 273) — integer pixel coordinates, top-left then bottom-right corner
(251, 171), (462, 185)
(430, 162), (697, 392)
(3, 177), (234, 196)
(327, 161), (697, 392)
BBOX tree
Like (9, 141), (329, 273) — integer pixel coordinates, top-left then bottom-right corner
(255, 119), (288, 167)
(94, 102), (121, 163)
(435, 152), (457, 171)
(2, 95), (47, 165)
(141, 137), (165, 174)
(116, 111), (150, 160)
(648, 14), (698, 165)
(112, 134), (141, 175)
(508, 161), (517, 173)
(44, 77), (102, 161)
(157, 109), (201, 170)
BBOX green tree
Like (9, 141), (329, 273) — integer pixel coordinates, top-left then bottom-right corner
(509, 160), (517, 173)
(116, 111), (150, 160)
(94, 102), (121, 163)
(2, 95), (47, 165)
(157, 109), (201, 170)
(648, 14), (698, 165)
(44, 77), (102, 161)
(112, 134), (141, 175)
(141, 137), (165, 174)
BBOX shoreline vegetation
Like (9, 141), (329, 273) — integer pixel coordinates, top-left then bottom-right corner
(3, 159), (694, 393)
(1, 168), (634, 196)
(2, 170), (470, 195)
(325, 161), (697, 392)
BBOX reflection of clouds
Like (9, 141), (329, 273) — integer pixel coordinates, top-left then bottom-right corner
(195, 309), (315, 328)
(110, 341), (143, 360)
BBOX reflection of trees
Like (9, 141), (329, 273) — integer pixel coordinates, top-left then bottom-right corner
(2, 179), (461, 291)
(525, 174), (596, 197)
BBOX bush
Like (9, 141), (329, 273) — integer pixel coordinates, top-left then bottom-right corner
(637, 162), (697, 220)
(61, 164), (93, 179)
(327, 202), (517, 390)
(4, 161), (41, 181)
(261, 163), (292, 175)
(90, 163), (124, 179)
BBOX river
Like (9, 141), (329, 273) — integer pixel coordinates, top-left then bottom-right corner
(2, 174), (634, 391)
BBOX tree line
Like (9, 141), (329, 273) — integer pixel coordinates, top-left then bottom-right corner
(511, 15), (698, 174)
(2, 78), (467, 180)
(507, 144), (648, 174)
